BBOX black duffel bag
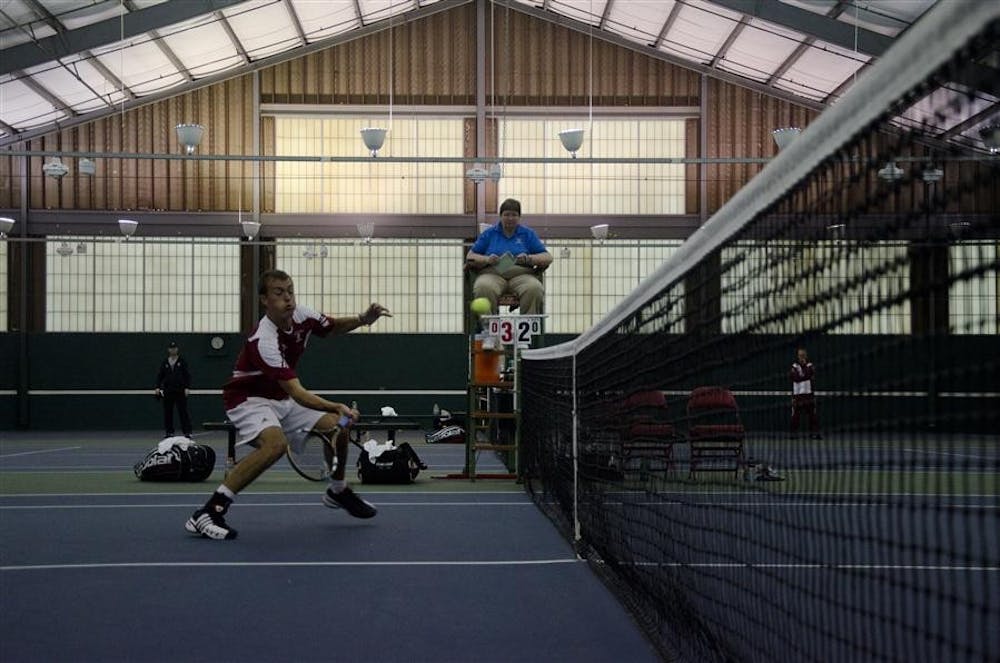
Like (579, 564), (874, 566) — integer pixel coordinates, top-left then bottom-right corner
(357, 442), (424, 484)
(134, 440), (216, 482)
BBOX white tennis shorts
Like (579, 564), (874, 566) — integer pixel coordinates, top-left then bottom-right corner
(225, 396), (326, 454)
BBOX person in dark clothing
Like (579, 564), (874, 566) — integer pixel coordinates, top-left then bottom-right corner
(155, 341), (193, 437)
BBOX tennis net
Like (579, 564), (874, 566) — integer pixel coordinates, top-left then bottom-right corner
(520, 3), (999, 661)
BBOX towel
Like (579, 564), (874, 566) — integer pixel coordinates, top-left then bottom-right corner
(157, 435), (195, 453)
(363, 438), (396, 459)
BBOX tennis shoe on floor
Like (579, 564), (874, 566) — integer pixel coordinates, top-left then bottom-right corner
(323, 486), (377, 518)
(185, 508), (238, 540)
(755, 466), (785, 482)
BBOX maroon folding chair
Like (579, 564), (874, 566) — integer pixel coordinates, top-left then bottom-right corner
(686, 386), (746, 479)
(619, 390), (679, 473)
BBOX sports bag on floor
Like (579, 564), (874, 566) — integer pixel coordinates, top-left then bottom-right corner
(134, 438), (216, 482)
(357, 442), (423, 484)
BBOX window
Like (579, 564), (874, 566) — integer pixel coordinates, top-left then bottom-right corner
(275, 239), (465, 333)
(722, 241), (911, 334)
(950, 241), (998, 334)
(46, 237), (239, 332)
(498, 118), (686, 215)
(543, 239), (681, 334)
(274, 117), (466, 214)
(0, 241), (7, 331)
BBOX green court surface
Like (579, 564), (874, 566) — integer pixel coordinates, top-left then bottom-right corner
(0, 432), (521, 495)
(0, 470), (523, 494)
(2, 432), (996, 496)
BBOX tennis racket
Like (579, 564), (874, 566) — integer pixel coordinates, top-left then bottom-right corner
(286, 411), (365, 481)
(286, 425), (341, 482)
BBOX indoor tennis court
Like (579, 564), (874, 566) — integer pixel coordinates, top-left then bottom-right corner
(2, 1), (999, 662)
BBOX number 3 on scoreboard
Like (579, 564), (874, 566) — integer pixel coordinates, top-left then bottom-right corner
(486, 317), (541, 345)
(499, 319), (514, 343)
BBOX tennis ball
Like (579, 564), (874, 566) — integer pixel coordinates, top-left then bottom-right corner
(470, 297), (492, 315)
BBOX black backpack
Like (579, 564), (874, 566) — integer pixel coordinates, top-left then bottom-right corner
(357, 442), (423, 484)
(134, 442), (216, 482)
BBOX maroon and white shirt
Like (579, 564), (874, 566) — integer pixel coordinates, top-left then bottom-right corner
(790, 361), (815, 397)
(223, 306), (334, 410)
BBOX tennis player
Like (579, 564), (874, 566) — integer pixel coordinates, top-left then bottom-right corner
(186, 269), (391, 540)
(789, 347), (821, 440)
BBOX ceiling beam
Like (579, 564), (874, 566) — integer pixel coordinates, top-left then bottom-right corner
(823, 62), (869, 103)
(18, 0), (126, 107)
(701, 0), (893, 56)
(709, 0), (998, 101)
(709, 15), (749, 68)
(20, 0), (62, 35)
(598, 0), (615, 31)
(651, 2), (684, 49)
(121, 0), (193, 83)
(17, 73), (76, 117)
(0, 0), (475, 147)
(215, 10), (250, 65)
(0, 0), (246, 76)
(766, 1), (848, 86)
(937, 101), (1000, 141)
(282, 0), (307, 46)
(509, 2), (827, 112)
(87, 55), (136, 101)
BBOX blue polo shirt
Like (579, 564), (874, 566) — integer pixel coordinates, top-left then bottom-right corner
(471, 222), (547, 256)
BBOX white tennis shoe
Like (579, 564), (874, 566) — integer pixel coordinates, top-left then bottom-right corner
(185, 509), (238, 539)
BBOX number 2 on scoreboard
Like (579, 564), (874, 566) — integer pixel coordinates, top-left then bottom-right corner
(517, 320), (532, 343)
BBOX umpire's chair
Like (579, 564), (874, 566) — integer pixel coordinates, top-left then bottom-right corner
(463, 262), (547, 333)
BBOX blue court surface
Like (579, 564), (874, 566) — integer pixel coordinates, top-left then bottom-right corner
(0, 433), (660, 663)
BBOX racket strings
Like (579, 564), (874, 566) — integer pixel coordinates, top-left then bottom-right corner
(288, 432), (336, 480)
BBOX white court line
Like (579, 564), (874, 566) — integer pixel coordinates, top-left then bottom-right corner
(4, 500), (994, 511)
(3, 560), (996, 573)
(0, 501), (534, 509)
(1, 558), (582, 572)
(0, 490), (524, 497)
(2, 466), (139, 471)
(0, 446), (81, 459)
(602, 491), (1000, 497)
(623, 562), (1000, 572)
(903, 448), (996, 460)
(606, 501), (999, 508)
(600, 490), (997, 504)
(1, 490), (992, 499)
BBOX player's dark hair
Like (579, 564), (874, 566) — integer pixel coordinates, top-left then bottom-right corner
(258, 269), (292, 295)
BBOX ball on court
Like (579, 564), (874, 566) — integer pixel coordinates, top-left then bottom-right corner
(470, 297), (492, 315)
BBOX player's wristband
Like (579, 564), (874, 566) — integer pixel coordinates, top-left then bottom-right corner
(337, 414), (352, 429)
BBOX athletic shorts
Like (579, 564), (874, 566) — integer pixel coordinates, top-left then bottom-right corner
(225, 397), (326, 455)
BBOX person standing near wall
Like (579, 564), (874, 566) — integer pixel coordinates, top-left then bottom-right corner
(790, 347), (821, 440)
(155, 341), (193, 438)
